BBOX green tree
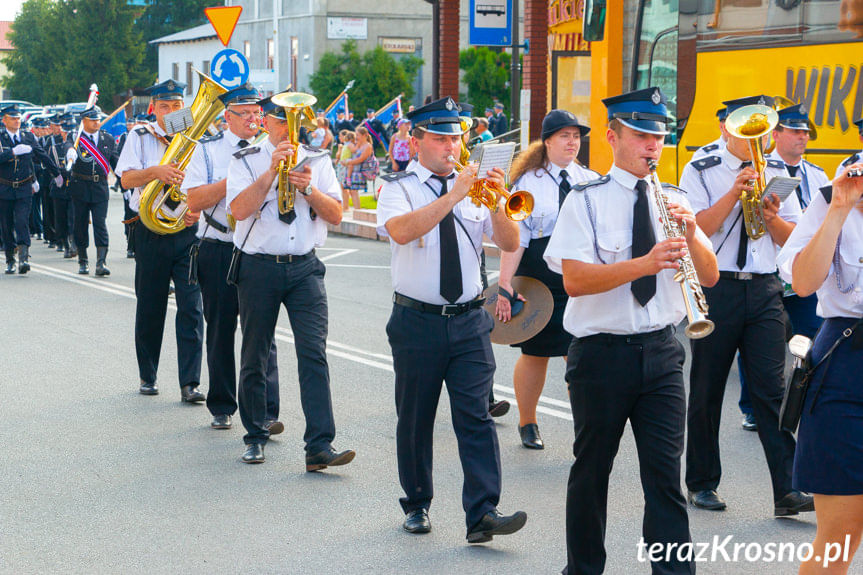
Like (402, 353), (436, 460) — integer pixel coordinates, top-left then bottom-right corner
(3, 0), (149, 104)
(134, 0), (214, 74)
(459, 46), (510, 114)
(309, 40), (422, 114)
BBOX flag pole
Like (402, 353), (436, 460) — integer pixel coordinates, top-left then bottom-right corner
(98, 98), (133, 129)
(374, 93), (403, 118)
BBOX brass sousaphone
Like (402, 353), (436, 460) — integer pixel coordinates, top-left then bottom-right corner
(139, 71), (227, 234)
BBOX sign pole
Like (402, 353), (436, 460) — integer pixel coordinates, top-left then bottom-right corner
(510, 0), (520, 131)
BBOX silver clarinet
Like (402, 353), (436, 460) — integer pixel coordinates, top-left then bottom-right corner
(648, 159), (715, 339)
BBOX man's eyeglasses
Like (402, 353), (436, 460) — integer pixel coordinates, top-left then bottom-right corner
(227, 109), (261, 120)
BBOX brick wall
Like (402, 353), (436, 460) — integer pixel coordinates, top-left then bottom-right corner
(439, 0), (461, 100)
(523, 0), (548, 140)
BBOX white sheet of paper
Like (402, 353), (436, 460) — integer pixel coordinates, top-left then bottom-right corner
(762, 175), (801, 204)
(475, 142), (516, 180)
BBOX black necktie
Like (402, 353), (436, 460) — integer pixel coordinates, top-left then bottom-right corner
(238, 139), (249, 148)
(433, 174), (463, 303)
(13, 134), (18, 145)
(631, 179), (657, 306)
(736, 161), (752, 270)
(786, 163), (806, 209)
(558, 170), (571, 208)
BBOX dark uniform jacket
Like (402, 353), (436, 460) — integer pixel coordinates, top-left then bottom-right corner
(0, 129), (58, 200)
(45, 134), (71, 200)
(68, 130), (120, 203)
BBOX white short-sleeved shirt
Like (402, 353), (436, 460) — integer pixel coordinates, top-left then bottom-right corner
(514, 161), (599, 248)
(543, 164), (715, 337)
(225, 138), (340, 256)
(835, 151), (862, 179)
(181, 130), (251, 243)
(691, 136), (726, 160)
(114, 122), (170, 213)
(681, 147), (803, 273)
(376, 161), (494, 305)
(778, 189), (863, 318)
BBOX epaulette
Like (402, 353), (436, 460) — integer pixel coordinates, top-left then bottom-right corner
(134, 126), (149, 136)
(802, 159), (824, 172)
(821, 185), (832, 204)
(573, 174), (611, 191)
(699, 143), (719, 154)
(766, 159), (784, 169)
(233, 146), (260, 159)
(840, 153), (861, 167)
(691, 155), (721, 171)
(381, 170), (417, 183)
(200, 131), (224, 144)
(661, 183), (687, 194)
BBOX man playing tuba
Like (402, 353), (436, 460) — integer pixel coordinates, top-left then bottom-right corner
(114, 79), (205, 403)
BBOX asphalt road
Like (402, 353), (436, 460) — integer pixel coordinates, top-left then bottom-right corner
(0, 193), (823, 574)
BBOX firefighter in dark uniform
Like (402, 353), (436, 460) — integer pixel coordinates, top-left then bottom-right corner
(48, 116), (76, 258)
(115, 79), (205, 403)
(65, 107), (120, 275)
(39, 116), (59, 249)
(0, 104), (60, 274)
(29, 117), (48, 242)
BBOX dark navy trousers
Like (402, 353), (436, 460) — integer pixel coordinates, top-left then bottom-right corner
(236, 253), (335, 449)
(0, 196), (32, 249)
(197, 239), (279, 420)
(387, 303), (501, 530)
(72, 199), (109, 249)
(133, 224), (203, 388)
(564, 328), (693, 575)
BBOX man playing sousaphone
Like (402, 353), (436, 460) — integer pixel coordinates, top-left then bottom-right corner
(115, 79), (205, 403)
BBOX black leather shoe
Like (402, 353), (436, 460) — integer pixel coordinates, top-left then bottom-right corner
(180, 385), (205, 403)
(741, 413), (757, 431)
(78, 260), (89, 275)
(519, 423), (544, 450)
(211, 414), (232, 429)
(139, 380), (158, 395)
(305, 447), (356, 472)
(265, 420), (284, 435)
(403, 509), (431, 534)
(242, 443), (265, 464)
(126, 249), (135, 259)
(688, 490), (727, 511)
(466, 509), (527, 543)
(5, 261), (15, 274)
(775, 490), (814, 516)
(489, 399), (510, 418)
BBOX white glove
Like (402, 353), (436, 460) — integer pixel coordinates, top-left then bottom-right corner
(12, 144), (32, 155)
(66, 148), (78, 163)
(32, 180), (40, 194)
(53, 175), (64, 187)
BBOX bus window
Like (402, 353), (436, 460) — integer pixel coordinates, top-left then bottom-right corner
(633, 0), (679, 143)
(696, 0), (858, 49)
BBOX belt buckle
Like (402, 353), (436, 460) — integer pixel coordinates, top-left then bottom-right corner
(275, 254), (289, 264)
(441, 304), (459, 316)
(93, 175), (100, 182)
(739, 272), (753, 280)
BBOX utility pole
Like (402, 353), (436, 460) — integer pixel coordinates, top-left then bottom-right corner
(510, 0), (520, 129)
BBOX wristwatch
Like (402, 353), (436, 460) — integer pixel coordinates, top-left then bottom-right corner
(300, 185), (313, 196)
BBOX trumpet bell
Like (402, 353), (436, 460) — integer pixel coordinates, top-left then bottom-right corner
(505, 191), (534, 221)
(685, 318), (715, 340)
(271, 92), (317, 109)
(726, 104), (778, 139)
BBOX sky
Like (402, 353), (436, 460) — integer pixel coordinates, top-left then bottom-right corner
(0, 1), (24, 22)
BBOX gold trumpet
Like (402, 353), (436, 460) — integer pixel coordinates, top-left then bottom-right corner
(725, 104), (778, 240)
(447, 155), (534, 221)
(270, 91), (317, 215)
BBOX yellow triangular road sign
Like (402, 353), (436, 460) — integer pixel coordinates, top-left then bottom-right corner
(205, 6), (243, 47)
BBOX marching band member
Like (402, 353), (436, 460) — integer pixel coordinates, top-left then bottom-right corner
(778, 163), (863, 575)
(226, 92), (355, 469)
(0, 104), (60, 274)
(115, 79), (205, 403)
(545, 87), (718, 574)
(835, 118), (862, 178)
(681, 95), (811, 516)
(183, 84), (282, 433)
(376, 97), (527, 543)
(65, 107), (120, 276)
(494, 109), (598, 450)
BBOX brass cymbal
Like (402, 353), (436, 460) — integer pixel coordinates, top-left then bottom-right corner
(482, 276), (554, 345)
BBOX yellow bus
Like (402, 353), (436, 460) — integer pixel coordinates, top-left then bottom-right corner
(625, 0), (862, 182)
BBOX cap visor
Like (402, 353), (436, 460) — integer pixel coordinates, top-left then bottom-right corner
(419, 123), (467, 135)
(619, 118), (669, 136)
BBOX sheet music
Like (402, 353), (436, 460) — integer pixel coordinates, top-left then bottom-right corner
(762, 175), (801, 204)
(476, 142), (516, 180)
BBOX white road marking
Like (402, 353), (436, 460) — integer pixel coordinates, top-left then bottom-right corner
(29, 261), (573, 421)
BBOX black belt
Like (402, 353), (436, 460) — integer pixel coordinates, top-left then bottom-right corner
(719, 271), (774, 281)
(0, 175), (34, 188)
(578, 325), (673, 345)
(72, 172), (102, 182)
(247, 249), (315, 264)
(393, 292), (486, 317)
(200, 237), (233, 246)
